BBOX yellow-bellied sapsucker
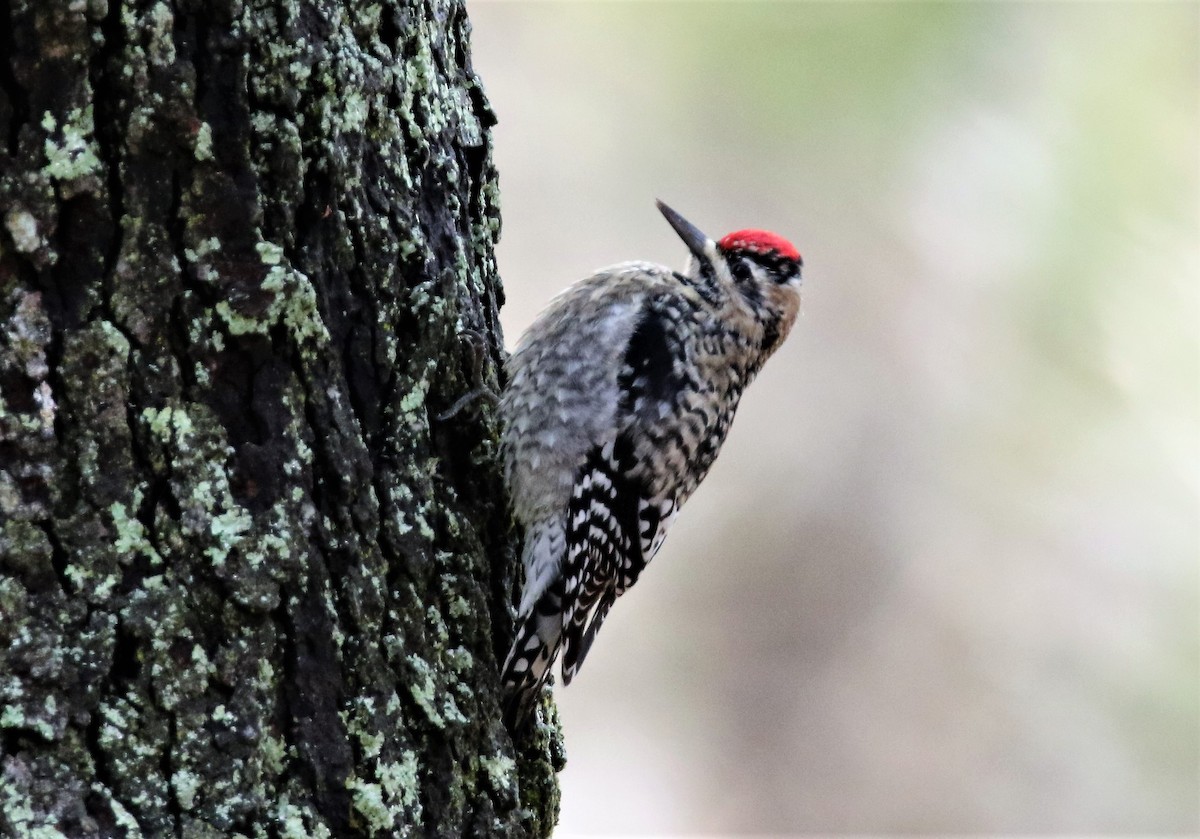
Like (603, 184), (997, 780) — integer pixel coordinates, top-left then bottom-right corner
(500, 201), (803, 724)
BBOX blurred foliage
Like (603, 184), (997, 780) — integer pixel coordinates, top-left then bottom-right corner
(469, 1), (1198, 833)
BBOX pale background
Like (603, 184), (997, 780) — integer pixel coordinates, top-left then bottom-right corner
(466, 1), (1199, 834)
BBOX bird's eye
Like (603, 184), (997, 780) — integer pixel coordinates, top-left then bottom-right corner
(731, 256), (755, 284)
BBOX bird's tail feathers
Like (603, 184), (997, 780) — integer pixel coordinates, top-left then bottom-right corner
(501, 587), (563, 727)
(562, 587), (616, 685)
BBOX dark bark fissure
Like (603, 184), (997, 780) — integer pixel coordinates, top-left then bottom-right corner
(0, 0), (30, 157)
(0, 0), (563, 836)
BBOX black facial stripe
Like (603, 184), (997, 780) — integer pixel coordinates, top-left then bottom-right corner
(727, 249), (801, 284)
(753, 251), (801, 274)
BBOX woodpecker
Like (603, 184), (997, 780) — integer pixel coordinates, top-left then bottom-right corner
(499, 200), (803, 725)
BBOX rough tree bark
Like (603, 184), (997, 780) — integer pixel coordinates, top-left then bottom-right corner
(0, 0), (563, 835)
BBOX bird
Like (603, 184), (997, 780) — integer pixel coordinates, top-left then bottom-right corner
(498, 200), (803, 725)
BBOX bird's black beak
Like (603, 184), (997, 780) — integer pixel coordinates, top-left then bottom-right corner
(656, 200), (710, 260)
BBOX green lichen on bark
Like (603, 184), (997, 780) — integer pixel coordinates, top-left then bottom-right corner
(0, 0), (562, 836)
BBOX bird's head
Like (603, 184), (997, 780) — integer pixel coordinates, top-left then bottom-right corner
(657, 199), (803, 354)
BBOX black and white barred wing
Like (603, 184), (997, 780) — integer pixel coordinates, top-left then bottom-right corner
(559, 442), (679, 684)
(558, 298), (704, 684)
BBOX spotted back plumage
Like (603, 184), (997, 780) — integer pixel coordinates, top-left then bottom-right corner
(500, 202), (802, 725)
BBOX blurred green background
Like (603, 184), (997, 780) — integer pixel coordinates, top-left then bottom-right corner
(466, 1), (1199, 833)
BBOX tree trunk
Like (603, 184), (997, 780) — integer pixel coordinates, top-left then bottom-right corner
(0, 0), (563, 835)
